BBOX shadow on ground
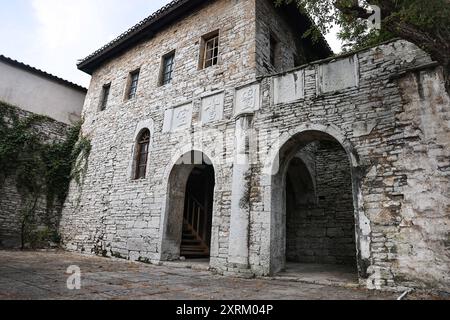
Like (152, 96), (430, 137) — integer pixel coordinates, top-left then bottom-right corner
(0, 250), (442, 300)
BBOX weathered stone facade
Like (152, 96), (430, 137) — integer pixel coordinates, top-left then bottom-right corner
(61, 0), (450, 292)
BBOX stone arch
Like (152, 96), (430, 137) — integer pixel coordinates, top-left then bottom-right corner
(262, 123), (358, 178)
(262, 124), (370, 279)
(159, 149), (218, 262)
(161, 145), (217, 186)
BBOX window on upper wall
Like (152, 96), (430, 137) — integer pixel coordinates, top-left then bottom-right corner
(269, 33), (279, 67)
(134, 129), (150, 180)
(99, 83), (111, 111)
(294, 54), (302, 68)
(127, 69), (140, 100)
(160, 51), (175, 86)
(199, 30), (219, 69)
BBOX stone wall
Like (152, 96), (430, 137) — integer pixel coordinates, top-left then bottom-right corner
(376, 65), (450, 291)
(0, 105), (67, 248)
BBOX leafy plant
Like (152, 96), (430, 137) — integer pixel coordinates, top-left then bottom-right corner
(0, 101), (91, 249)
(276, 0), (450, 89)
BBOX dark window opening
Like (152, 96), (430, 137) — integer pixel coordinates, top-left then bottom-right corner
(99, 83), (111, 111)
(270, 34), (279, 67)
(294, 54), (302, 68)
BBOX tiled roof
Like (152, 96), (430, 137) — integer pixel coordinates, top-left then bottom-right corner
(76, 0), (332, 74)
(0, 54), (87, 92)
(77, 0), (203, 74)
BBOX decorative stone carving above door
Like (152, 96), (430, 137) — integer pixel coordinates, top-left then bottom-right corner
(163, 102), (193, 132)
(234, 83), (260, 117)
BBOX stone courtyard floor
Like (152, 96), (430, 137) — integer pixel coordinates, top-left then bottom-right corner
(0, 250), (443, 300)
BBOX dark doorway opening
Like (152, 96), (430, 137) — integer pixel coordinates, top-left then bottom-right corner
(180, 165), (215, 259)
(285, 140), (358, 272)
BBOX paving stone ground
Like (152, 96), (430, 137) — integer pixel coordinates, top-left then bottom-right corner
(0, 250), (442, 300)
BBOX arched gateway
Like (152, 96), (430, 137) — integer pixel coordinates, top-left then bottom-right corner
(268, 129), (361, 278)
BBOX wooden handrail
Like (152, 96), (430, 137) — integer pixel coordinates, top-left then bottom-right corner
(188, 194), (206, 212)
(184, 193), (208, 247)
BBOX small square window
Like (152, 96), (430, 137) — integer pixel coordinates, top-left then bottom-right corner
(199, 31), (219, 69)
(99, 83), (111, 111)
(160, 51), (175, 86)
(127, 70), (140, 100)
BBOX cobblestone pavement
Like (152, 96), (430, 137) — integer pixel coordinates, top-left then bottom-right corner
(0, 251), (438, 300)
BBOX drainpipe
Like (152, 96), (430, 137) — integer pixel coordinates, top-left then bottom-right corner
(397, 289), (414, 301)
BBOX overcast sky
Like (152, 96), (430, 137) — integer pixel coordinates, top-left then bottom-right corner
(0, 0), (342, 88)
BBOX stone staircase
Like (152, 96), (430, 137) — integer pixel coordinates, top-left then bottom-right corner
(180, 221), (210, 258)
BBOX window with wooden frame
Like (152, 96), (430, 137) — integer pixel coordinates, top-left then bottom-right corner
(99, 83), (111, 111)
(160, 51), (175, 86)
(134, 129), (150, 180)
(199, 30), (219, 69)
(127, 69), (140, 100)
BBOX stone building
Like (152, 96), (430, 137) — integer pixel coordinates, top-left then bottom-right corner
(60, 0), (450, 292)
(0, 56), (87, 248)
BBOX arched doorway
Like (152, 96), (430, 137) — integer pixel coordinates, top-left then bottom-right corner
(270, 131), (359, 280)
(161, 151), (216, 261)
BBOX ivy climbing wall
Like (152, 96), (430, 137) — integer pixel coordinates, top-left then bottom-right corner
(0, 102), (85, 249)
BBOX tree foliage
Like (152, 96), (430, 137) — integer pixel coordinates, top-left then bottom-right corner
(276, 0), (450, 87)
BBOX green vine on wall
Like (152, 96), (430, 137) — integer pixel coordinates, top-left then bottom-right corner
(0, 101), (91, 249)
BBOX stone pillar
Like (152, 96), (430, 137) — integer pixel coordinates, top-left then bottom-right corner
(228, 114), (253, 268)
(228, 82), (260, 271)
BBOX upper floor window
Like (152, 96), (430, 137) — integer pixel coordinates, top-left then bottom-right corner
(134, 129), (150, 180)
(294, 54), (302, 68)
(99, 83), (111, 111)
(200, 31), (219, 69)
(160, 51), (175, 86)
(269, 34), (279, 67)
(127, 70), (140, 100)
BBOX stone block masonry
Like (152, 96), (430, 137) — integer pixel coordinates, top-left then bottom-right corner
(0, 105), (68, 248)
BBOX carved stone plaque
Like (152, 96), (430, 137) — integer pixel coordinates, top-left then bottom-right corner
(273, 70), (304, 104)
(235, 83), (260, 117)
(317, 55), (359, 94)
(162, 103), (193, 132)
